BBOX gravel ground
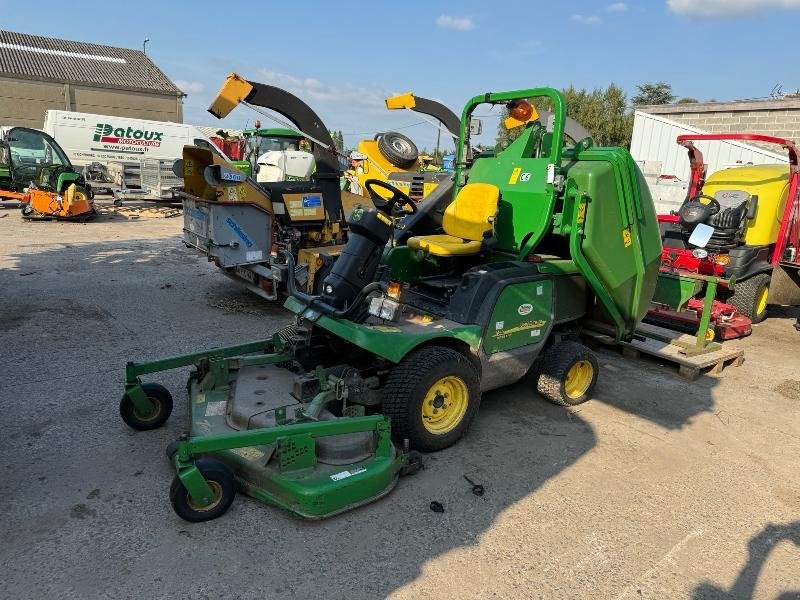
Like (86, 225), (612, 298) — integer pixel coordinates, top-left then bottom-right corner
(1, 198), (799, 599)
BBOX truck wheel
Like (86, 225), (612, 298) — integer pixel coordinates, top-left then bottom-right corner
(728, 273), (770, 323)
(536, 341), (598, 407)
(169, 458), (236, 523)
(378, 131), (418, 169)
(382, 346), (480, 452)
(119, 382), (173, 430)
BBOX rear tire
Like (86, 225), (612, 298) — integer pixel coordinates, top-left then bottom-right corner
(382, 346), (480, 452)
(536, 341), (598, 407)
(169, 458), (236, 523)
(728, 273), (770, 323)
(378, 131), (418, 169)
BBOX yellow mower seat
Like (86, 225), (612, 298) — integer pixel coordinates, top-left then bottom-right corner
(407, 183), (499, 256)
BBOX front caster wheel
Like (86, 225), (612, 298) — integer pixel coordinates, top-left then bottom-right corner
(119, 382), (173, 430)
(169, 459), (236, 523)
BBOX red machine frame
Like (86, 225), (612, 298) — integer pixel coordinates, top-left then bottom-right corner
(651, 133), (800, 339)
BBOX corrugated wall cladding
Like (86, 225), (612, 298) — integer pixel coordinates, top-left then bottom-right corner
(631, 111), (787, 181)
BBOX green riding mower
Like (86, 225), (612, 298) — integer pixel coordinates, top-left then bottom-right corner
(120, 88), (662, 522)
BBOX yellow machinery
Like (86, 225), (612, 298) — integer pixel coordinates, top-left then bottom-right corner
(179, 73), (370, 299)
(352, 93), (460, 201)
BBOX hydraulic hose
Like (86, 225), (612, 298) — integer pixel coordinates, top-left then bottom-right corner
(282, 250), (382, 319)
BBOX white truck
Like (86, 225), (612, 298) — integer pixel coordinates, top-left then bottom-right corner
(42, 110), (229, 197)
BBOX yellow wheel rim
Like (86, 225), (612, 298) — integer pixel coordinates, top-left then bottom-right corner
(421, 376), (469, 434)
(186, 480), (223, 512)
(756, 285), (769, 316)
(564, 360), (594, 399)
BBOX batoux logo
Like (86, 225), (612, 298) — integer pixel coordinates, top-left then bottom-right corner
(93, 123), (164, 147)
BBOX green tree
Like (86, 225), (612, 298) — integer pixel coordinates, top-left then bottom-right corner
(676, 97), (699, 104)
(632, 82), (675, 105)
(496, 83), (635, 150)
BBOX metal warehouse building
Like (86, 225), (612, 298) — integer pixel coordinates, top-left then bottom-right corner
(0, 30), (184, 128)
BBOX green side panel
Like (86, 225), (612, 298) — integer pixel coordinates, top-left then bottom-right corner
(467, 127), (556, 254)
(484, 280), (552, 354)
(652, 272), (704, 311)
(0, 167), (10, 180)
(286, 293), (481, 362)
(565, 149), (662, 337)
(315, 315), (481, 363)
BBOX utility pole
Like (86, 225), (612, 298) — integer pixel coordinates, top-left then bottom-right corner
(435, 127), (441, 164)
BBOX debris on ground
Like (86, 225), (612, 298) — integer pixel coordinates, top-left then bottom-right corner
(98, 205), (182, 219)
(464, 475), (485, 497)
(429, 501), (444, 513)
(774, 379), (800, 401)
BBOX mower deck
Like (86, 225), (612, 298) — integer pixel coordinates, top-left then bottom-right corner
(123, 336), (406, 521)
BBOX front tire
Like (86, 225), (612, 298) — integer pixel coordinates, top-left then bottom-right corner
(169, 459), (236, 523)
(382, 346), (480, 452)
(119, 382), (173, 430)
(536, 341), (598, 407)
(728, 273), (770, 323)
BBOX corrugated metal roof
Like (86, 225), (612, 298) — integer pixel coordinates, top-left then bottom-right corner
(631, 110), (787, 181)
(0, 30), (183, 96)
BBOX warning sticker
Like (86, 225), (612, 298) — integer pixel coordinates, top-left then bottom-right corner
(622, 228), (632, 248)
(330, 467), (367, 481)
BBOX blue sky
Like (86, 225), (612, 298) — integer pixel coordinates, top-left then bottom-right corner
(2, 0), (800, 150)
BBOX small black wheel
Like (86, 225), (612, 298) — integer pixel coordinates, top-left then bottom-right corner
(113, 198), (123, 207)
(536, 341), (599, 407)
(21, 204), (34, 217)
(169, 458), (236, 523)
(728, 273), (770, 323)
(382, 346), (480, 452)
(119, 382), (173, 430)
(165, 439), (181, 461)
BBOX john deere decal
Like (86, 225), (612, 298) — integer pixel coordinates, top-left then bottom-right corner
(93, 123), (164, 147)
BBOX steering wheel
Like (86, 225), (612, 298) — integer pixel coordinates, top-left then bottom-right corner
(686, 194), (721, 215)
(364, 179), (418, 217)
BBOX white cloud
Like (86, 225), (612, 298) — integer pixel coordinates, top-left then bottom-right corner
(607, 2), (628, 11)
(667, 0), (800, 17)
(255, 69), (387, 109)
(436, 14), (476, 31)
(570, 14), (602, 24)
(174, 80), (204, 94)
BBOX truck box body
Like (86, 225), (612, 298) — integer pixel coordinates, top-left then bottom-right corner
(42, 110), (227, 169)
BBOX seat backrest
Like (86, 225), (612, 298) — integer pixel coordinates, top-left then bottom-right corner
(442, 182), (499, 241)
(709, 190), (750, 231)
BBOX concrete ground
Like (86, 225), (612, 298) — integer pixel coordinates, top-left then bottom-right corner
(1, 198), (799, 600)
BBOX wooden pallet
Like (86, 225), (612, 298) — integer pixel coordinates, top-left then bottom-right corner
(586, 322), (745, 380)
